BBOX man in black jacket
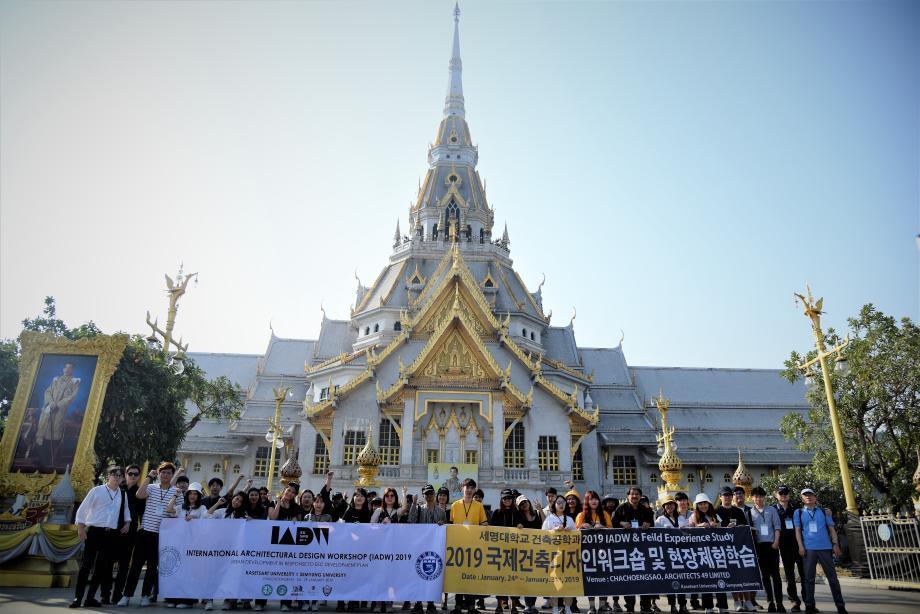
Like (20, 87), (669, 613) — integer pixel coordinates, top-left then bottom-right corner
(773, 485), (804, 612)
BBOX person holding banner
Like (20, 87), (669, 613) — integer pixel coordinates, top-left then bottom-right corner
(342, 488), (372, 523)
(118, 461), (177, 608)
(223, 491), (248, 519)
(371, 487), (402, 524)
(688, 494), (729, 614)
(672, 493), (700, 613)
(613, 488), (654, 614)
(793, 489), (847, 614)
(268, 483), (303, 612)
(221, 491), (260, 611)
(576, 491), (612, 614)
(246, 487), (268, 519)
(452, 478), (489, 614)
(403, 484), (446, 614)
(714, 487), (753, 613)
(541, 496), (576, 614)
(655, 498), (689, 614)
(299, 489), (316, 516)
(164, 482), (210, 609)
(749, 487), (783, 613)
(490, 489), (524, 614)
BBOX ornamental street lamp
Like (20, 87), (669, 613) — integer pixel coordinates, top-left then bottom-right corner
(794, 286), (869, 576)
(146, 264), (198, 374)
(794, 286), (856, 515)
(266, 380), (293, 493)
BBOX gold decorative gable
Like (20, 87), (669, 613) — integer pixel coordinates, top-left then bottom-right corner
(420, 329), (488, 381)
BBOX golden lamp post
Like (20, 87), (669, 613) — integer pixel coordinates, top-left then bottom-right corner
(794, 286), (857, 515)
(653, 391), (685, 506)
(146, 265), (198, 374)
(266, 381), (293, 493)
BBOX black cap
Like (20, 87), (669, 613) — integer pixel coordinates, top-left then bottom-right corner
(776, 485), (790, 495)
(332, 491), (344, 500)
(719, 486), (734, 496)
(422, 484), (435, 494)
(371, 497), (382, 505)
(501, 488), (514, 498)
(511, 489), (521, 497)
(601, 493), (616, 504)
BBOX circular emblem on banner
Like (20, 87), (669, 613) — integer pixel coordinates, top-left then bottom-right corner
(262, 584), (274, 596)
(159, 547), (181, 577)
(878, 524), (892, 542)
(323, 585), (333, 597)
(671, 581), (681, 591)
(277, 585), (288, 596)
(416, 551), (444, 580)
(717, 580), (726, 590)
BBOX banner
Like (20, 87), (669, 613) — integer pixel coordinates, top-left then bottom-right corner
(444, 525), (584, 596)
(580, 527), (762, 596)
(159, 519), (446, 601)
(444, 525), (762, 597)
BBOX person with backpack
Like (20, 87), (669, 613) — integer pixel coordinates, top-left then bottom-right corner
(792, 489), (847, 614)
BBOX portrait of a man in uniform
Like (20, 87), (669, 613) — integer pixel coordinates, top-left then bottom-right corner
(11, 354), (98, 473)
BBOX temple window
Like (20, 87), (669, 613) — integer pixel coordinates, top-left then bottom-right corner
(394, 321), (402, 331)
(611, 455), (637, 485)
(378, 418), (401, 466)
(572, 445), (584, 481)
(342, 430), (367, 465)
(538, 436), (560, 471)
(503, 421), (525, 469)
(312, 434), (329, 475)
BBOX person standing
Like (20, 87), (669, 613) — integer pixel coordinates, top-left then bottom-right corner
(451, 479), (489, 614)
(599, 495), (622, 614)
(403, 485), (447, 614)
(490, 489), (524, 614)
(773, 486), (805, 612)
(201, 475), (246, 513)
(71, 466), (130, 609)
(117, 461), (177, 608)
(655, 498), (688, 614)
(793, 489), (847, 614)
(576, 491), (612, 614)
(111, 464), (143, 605)
(542, 497), (576, 614)
(715, 487), (751, 613)
(613, 488), (654, 614)
(733, 488), (758, 612)
(749, 487), (783, 612)
(688, 494), (727, 614)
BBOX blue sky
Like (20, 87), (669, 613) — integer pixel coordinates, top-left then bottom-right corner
(1, 0), (917, 369)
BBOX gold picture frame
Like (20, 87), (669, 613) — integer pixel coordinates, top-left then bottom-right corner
(0, 331), (127, 499)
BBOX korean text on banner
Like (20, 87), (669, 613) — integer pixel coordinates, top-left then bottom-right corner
(158, 519), (446, 601)
(580, 527), (763, 596)
(444, 525), (583, 597)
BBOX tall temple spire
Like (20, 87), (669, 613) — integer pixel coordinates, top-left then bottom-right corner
(444, 2), (465, 118)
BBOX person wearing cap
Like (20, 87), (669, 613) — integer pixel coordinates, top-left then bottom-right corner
(750, 487), (783, 612)
(401, 485), (446, 614)
(672, 493), (700, 612)
(163, 481), (209, 609)
(772, 485), (804, 612)
(70, 465), (130, 609)
(688, 493), (727, 614)
(732, 487), (759, 612)
(793, 489), (846, 614)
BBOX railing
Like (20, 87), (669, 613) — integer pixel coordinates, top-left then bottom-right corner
(503, 469), (529, 481)
(859, 512), (920, 589)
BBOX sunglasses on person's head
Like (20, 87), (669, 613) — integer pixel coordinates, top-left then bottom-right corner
(502, 496), (513, 500)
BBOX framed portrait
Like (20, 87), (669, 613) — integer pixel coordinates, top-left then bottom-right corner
(0, 331), (127, 498)
(427, 462), (478, 502)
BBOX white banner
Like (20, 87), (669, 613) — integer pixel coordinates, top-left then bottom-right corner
(158, 519), (446, 601)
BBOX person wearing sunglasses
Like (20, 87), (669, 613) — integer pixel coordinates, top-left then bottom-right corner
(71, 465), (130, 609)
(111, 465), (142, 605)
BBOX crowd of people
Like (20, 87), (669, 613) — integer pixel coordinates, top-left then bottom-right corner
(70, 464), (847, 614)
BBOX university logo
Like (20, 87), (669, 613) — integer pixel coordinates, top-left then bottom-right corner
(323, 585), (333, 597)
(671, 581), (681, 591)
(158, 547), (181, 577)
(717, 580), (726, 590)
(277, 585), (288, 596)
(271, 525), (331, 546)
(262, 584), (274, 596)
(415, 551), (444, 581)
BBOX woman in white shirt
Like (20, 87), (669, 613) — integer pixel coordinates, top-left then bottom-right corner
(542, 497), (575, 614)
(164, 483), (208, 609)
(655, 499), (688, 613)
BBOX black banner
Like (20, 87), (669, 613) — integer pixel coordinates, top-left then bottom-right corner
(580, 527), (763, 596)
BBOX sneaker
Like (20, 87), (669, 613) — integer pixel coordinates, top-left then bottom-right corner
(165, 604), (176, 609)
(744, 603), (756, 613)
(777, 606), (786, 613)
(704, 610), (714, 614)
(767, 606), (775, 614)
(571, 607), (580, 614)
(735, 607), (745, 613)
(282, 607), (291, 612)
(690, 604), (702, 613)
(177, 606), (190, 610)
(589, 608), (597, 614)
(117, 597), (130, 607)
(254, 607), (264, 612)
(140, 597), (151, 608)
(84, 598), (102, 607)
(790, 604), (801, 613)
(205, 601), (214, 611)
(69, 599), (82, 609)
(222, 604), (232, 611)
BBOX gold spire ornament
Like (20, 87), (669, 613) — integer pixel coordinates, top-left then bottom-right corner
(280, 444), (302, 487)
(354, 425), (382, 487)
(654, 391), (685, 506)
(732, 449), (753, 500)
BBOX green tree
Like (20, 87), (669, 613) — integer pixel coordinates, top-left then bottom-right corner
(781, 304), (920, 512)
(760, 466), (878, 525)
(2, 297), (244, 474)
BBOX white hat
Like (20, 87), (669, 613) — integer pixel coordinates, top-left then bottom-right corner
(693, 493), (712, 506)
(188, 482), (204, 494)
(515, 494), (529, 507)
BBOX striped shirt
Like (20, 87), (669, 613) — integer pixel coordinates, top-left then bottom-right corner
(141, 483), (177, 533)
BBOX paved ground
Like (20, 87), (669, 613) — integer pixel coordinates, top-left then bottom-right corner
(1, 585), (919, 614)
